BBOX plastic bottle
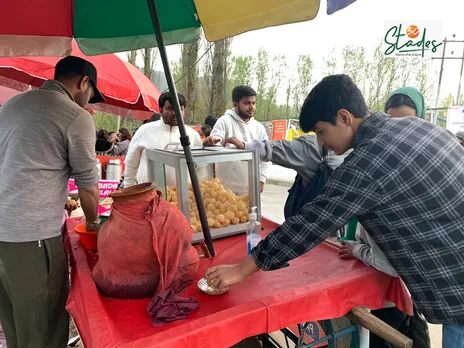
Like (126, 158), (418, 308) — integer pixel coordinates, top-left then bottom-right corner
(247, 206), (261, 255)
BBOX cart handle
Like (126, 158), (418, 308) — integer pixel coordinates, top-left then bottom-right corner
(348, 306), (413, 348)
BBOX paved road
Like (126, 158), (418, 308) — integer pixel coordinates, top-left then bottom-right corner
(261, 183), (442, 348)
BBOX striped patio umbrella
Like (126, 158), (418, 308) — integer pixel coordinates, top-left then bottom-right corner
(0, 0), (356, 57)
(0, 40), (161, 118)
(0, 0), (357, 255)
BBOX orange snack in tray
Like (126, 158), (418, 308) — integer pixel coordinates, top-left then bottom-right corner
(166, 178), (250, 232)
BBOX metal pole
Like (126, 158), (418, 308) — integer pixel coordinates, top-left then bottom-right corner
(456, 45), (464, 106)
(433, 38), (447, 124)
(116, 115), (121, 131)
(146, 0), (215, 256)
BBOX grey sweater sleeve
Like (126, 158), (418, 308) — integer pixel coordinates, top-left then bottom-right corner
(66, 111), (99, 188)
(265, 135), (323, 183)
(261, 135), (350, 183)
(352, 226), (399, 278)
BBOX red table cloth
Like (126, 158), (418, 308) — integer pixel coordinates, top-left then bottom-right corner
(65, 217), (412, 348)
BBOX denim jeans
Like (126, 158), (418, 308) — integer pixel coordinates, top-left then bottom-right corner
(443, 324), (464, 348)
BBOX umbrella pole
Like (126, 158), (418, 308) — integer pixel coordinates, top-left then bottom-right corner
(146, 0), (215, 256)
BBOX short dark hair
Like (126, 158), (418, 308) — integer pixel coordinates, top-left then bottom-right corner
(204, 115), (218, 128)
(299, 74), (368, 132)
(159, 92), (187, 110)
(385, 94), (417, 113)
(150, 112), (161, 122)
(232, 85), (256, 103)
(200, 124), (212, 137)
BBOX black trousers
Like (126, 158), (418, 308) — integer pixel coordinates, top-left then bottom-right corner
(370, 305), (431, 348)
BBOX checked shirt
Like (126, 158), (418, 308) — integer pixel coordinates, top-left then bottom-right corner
(252, 112), (464, 325)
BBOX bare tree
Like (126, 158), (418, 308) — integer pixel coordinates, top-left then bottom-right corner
(285, 78), (294, 118)
(342, 46), (368, 94)
(180, 40), (200, 123)
(197, 38), (214, 120)
(210, 39), (227, 117)
(255, 48), (269, 120)
(366, 45), (398, 111)
(265, 55), (286, 120)
(296, 54), (313, 102)
(127, 50), (138, 66)
(142, 48), (158, 80)
(323, 48), (337, 76)
(415, 59), (433, 101)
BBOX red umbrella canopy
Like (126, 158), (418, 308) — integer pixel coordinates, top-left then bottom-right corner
(0, 40), (160, 119)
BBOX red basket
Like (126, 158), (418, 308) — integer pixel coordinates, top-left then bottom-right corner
(74, 223), (98, 250)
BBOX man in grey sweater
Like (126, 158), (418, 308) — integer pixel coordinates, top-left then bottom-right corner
(0, 56), (103, 348)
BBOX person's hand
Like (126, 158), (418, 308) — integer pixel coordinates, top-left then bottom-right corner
(85, 221), (99, 232)
(338, 241), (355, 259)
(204, 255), (260, 291)
(260, 181), (265, 193)
(65, 199), (79, 214)
(203, 136), (221, 146)
(223, 137), (245, 149)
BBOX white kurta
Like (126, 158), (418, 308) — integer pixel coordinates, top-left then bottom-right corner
(123, 119), (203, 187)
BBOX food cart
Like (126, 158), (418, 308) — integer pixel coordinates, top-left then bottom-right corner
(64, 217), (413, 348)
(63, 145), (414, 348)
(1, 1), (415, 347)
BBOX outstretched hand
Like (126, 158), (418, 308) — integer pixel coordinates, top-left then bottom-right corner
(223, 137), (245, 149)
(203, 136), (221, 146)
(204, 255), (260, 291)
(338, 241), (355, 259)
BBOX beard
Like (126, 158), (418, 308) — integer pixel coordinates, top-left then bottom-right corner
(236, 105), (253, 120)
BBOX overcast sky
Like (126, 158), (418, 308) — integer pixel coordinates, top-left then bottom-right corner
(121, 0), (464, 105)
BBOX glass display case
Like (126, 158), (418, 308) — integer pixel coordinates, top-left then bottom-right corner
(146, 146), (261, 242)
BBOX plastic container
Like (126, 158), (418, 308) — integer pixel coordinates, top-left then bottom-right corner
(246, 206), (261, 255)
(106, 159), (122, 181)
(74, 223), (98, 250)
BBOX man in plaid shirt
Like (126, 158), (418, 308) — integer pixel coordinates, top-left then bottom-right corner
(205, 75), (464, 346)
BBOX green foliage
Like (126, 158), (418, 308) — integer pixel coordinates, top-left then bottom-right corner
(121, 114), (143, 132)
(342, 43), (435, 114)
(143, 41), (438, 124)
(323, 48), (337, 75)
(93, 112), (118, 131)
(264, 55), (287, 120)
(230, 55), (255, 87)
(93, 111), (142, 133)
(435, 93), (464, 127)
(296, 55), (313, 98)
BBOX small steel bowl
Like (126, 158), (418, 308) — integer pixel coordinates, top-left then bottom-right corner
(197, 278), (229, 296)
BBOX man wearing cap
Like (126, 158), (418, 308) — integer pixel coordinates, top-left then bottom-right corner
(0, 56), (103, 348)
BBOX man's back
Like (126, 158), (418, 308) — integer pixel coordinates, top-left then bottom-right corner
(252, 112), (464, 324)
(338, 113), (464, 323)
(0, 81), (97, 242)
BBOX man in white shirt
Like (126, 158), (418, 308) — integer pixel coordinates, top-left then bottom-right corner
(123, 92), (202, 187)
(203, 86), (271, 192)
